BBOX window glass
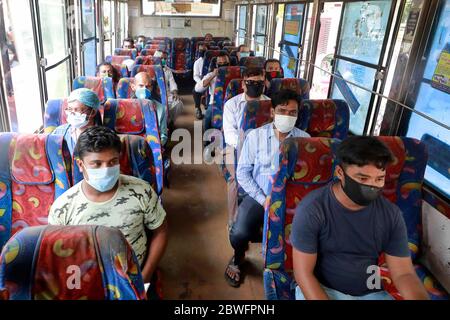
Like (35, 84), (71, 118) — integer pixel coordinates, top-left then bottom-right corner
(337, 0), (392, 65)
(84, 40), (97, 76)
(82, 0), (96, 39)
(2, 0), (42, 132)
(310, 2), (343, 98)
(253, 5), (268, 56)
(331, 58), (377, 135)
(46, 60), (70, 99)
(406, 0), (450, 197)
(39, 0), (69, 66)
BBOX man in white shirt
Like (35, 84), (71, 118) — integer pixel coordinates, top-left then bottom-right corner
(192, 43), (209, 119)
(225, 89), (310, 287)
(222, 67), (269, 228)
(194, 52), (230, 121)
(161, 51), (184, 127)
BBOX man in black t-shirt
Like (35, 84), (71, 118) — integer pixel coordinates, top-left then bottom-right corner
(291, 136), (429, 300)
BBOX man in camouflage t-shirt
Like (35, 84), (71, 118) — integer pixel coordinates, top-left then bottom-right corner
(48, 126), (168, 287)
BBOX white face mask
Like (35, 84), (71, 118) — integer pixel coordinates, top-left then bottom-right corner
(84, 165), (120, 192)
(274, 114), (297, 133)
(66, 111), (89, 129)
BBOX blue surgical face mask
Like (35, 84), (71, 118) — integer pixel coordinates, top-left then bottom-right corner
(161, 58), (167, 67)
(84, 164), (120, 192)
(240, 52), (250, 58)
(135, 87), (152, 100)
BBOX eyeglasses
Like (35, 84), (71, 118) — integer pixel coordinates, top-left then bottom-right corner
(244, 80), (264, 86)
(274, 108), (298, 117)
(65, 107), (90, 114)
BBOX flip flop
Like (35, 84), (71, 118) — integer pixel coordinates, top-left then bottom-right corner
(224, 257), (241, 287)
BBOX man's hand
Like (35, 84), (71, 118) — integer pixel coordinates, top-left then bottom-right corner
(172, 91), (179, 101)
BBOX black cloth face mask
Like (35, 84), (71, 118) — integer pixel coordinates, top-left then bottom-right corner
(217, 63), (230, 68)
(245, 80), (265, 98)
(341, 171), (382, 206)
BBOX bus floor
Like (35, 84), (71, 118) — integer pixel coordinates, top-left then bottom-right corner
(160, 94), (265, 300)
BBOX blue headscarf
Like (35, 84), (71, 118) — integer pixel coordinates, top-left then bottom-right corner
(68, 88), (100, 110)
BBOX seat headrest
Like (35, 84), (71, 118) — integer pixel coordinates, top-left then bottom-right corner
(104, 99), (145, 135)
(10, 135), (54, 185)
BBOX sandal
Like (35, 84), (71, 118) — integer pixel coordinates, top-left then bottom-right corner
(224, 256), (241, 287)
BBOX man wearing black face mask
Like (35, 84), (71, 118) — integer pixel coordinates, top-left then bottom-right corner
(291, 136), (429, 300)
(192, 43), (209, 119)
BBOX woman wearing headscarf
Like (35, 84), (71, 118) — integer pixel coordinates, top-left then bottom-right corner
(52, 88), (101, 155)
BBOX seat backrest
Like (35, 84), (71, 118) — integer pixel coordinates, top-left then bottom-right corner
(240, 56), (266, 68)
(0, 133), (72, 250)
(224, 79), (244, 105)
(140, 48), (157, 56)
(103, 99), (163, 195)
(263, 137), (339, 299)
(43, 99), (103, 133)
(0, 225), (146, 300)
(202, 50), (227, 77)
(270, 78), (310, 102)
(130, 65), (168, 113)
(170, 38), (191, 72)
(72, 76), (115, 103)
(210, 66), (246, 130)
(297, 99), (349, 139)
(106, 55), (130, 65)
(135, 56), (161, 66)
(213, 36), (230, 43)
(223, 46), (238, 54)
(112, 64), (129, 78)
(71, 134), (158, 194)
(114, 48), (137, 60)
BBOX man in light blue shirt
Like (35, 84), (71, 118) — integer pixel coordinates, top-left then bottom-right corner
(225, 89), (310, 287)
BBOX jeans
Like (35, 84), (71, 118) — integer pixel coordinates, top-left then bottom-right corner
(229, 195), (264, 264)
(295, 285), (394, 300)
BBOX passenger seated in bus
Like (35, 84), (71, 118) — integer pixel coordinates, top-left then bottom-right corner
(161, 51), (184, 128)
(291, 136), (430, 300)
(194, 52), (230, 106)
(192, 43), (209, 120)
(225, 89), (310, 287)
(136, 35), (146, 49)
(264, 59), (283, 96)
(131, 71), (167, 146)
(51, 88), (100, 155)
(236, 44), (251, 62)
(96, 62), (120, 91)
(48, 126), (169, 295)
(123, 37), (135, 49)
(204, 33), (213, 43)
(223, 67), (270, 229)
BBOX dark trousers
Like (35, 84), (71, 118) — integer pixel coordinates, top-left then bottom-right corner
(192, 89), (203, 110)
(229, 195), (264, 264)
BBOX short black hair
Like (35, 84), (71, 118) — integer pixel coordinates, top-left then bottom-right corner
(243, 67), (264, 78)
(264, 59), (281, 70)
(270, 89), (299, 109)
(337, 136), (394, 170)
(238, 44), (248, 52)
(138, 35), (146, 39)
(76, 126), (121, 160)
(123, 37), (134, 44)
(217, 52), (230, 60)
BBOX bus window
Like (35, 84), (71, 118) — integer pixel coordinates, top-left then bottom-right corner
(38, 0), (71, 98)
(405, 0), (450, 197)
(1, 0), (42, 132)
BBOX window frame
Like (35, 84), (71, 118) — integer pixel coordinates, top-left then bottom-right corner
(140, 0), (223, 18)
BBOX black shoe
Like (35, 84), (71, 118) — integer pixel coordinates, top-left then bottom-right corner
(195, 108), (203, 120)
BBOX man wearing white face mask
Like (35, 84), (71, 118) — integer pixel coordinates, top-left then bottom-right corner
(52, 88), (100, 156)
(225, 89), (310, 287)
(48, 126), (168, 299)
